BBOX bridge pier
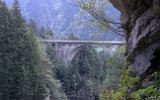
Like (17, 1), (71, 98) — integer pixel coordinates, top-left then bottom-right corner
(43, 40), (126, 65)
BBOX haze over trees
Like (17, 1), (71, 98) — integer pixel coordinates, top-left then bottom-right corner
(0, 0), (66, 99)
(1, 0), (160, 100)
(78, 0), (160, 99)
(4, 0), (123, 41)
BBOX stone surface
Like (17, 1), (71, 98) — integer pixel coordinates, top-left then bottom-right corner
(54, 42), (117, 65)
(110, 0), (160, 75)
(43, 40), (125, 65)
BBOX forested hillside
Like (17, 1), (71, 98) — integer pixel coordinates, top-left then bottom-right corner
(1, 0), (160, 100)
(0, 0), (126, 99)
(4, 0), (123, 40)
(0, 0), (67, 99)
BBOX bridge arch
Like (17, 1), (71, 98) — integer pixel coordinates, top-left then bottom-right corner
(64, 44), (117, 65)
(43, 40), (125, 65)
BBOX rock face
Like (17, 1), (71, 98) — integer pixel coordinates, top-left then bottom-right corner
(110, 0), (160, 76)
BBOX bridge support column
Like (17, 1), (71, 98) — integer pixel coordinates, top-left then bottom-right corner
(45, 40), (125, 66)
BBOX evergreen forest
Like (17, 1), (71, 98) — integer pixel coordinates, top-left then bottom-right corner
(1, 0), (160, 100)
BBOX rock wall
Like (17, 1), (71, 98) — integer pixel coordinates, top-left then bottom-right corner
(110, 0), (160, 76)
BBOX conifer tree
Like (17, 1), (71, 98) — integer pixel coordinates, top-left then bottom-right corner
(0, 0), (67, 99)
(0, 0), (45, 99)
(0, 0), (14, 99)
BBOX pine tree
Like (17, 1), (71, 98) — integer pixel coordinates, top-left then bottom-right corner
(0, 0), (45, 99)
(28, 19), (37, 34)
(0, 0), (14, 99)
(0, 0), (67, 99)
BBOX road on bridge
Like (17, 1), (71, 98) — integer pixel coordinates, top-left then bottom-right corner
(42, 40), (126, 45)
(42, 39), (126, 65)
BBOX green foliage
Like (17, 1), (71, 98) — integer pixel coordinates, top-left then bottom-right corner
(77, 0), (111, 34)
(99, 66), (160, 100)
(38, 42), (67, 100)
(77, 0), (123, 36)
(131, 86), (160, 100)
(99, 67), (141, 100)
(153, 71), (160, 89)
(100, 90), (126, 100)
(102, 47), (125, 92)
(0, 0), (42, 99)
(51, 45), (126, 99)
(0, 1), (67, 99)
(106, 47), (125, 67)
(53, 45), (109, 99)
(120, 67), (140, 88)
(28, 19), (67, 100)
(130, 71), (160, 100)
(38, 26), (54, 39)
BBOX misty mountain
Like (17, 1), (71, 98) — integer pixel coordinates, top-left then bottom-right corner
(4, 0), (123, 40)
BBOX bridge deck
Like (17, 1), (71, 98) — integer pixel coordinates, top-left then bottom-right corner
(43, 40), (126, 45)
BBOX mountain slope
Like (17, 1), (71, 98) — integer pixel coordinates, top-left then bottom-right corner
(4, 0), (123, 40)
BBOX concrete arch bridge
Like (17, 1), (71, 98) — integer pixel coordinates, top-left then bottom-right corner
(43, 40), (126, 65)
